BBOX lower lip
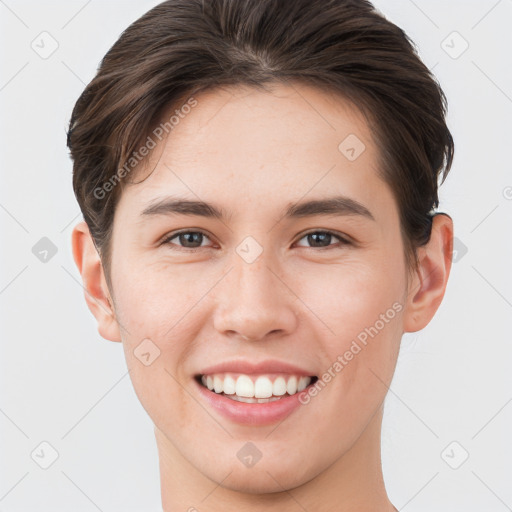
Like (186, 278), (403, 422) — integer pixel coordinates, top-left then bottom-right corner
(194, 378), (312, 426)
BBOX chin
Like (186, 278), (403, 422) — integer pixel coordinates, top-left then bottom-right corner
(220, 474), (294, 495)
(208, 459), (315, 495)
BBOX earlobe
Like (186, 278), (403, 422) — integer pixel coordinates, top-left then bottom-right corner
(71, 221), (122, 342)
(403, 213), (454, 333)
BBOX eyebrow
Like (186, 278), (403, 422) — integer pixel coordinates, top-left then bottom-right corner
(140, 195), (375, 222)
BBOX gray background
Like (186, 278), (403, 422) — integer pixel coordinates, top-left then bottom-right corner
(1, 0), (511, 510)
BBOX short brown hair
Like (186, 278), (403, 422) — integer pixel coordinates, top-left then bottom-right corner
(67, 0), (454, 290)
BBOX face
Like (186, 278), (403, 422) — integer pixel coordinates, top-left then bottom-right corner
(107, 83), (410, 492)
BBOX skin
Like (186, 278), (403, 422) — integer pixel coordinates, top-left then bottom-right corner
(72, 82), (453, 512)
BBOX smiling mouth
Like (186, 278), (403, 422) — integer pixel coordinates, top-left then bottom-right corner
(195, 373), (319, 403)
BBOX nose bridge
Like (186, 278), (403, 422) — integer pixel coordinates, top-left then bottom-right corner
(231, 234), (280, 298)
(212, 240), (297, 341)
(236, 245), (276, 299)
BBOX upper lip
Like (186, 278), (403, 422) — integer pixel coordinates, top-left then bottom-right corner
(197, 359), (316, 377)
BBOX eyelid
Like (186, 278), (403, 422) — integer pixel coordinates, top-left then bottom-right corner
(160, 228), (215, 248)
(293, 229), (352, 247)
(160, 228), (352, 250)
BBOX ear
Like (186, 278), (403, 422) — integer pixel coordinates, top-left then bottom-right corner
(71, 221), (122, 342)
(403, 213), (454, 333)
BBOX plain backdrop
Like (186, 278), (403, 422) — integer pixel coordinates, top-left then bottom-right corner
(1, 1), (511, 510)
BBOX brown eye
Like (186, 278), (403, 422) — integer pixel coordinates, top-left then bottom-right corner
(161, 230), (212, 249)
(295, 230), (350, 249)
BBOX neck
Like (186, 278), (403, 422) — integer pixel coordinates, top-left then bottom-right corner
(156, 405), (396, 512)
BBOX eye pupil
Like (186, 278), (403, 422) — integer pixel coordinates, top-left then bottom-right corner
(180, 232), (203, 247)
(164, 230), (345, 251)
(308, 232), (331, 247)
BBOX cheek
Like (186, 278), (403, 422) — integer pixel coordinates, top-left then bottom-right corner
(111, 259), (210, 426)
(303, 259), (402, 336)
(303, 260), (404, 393)
(112, 255), (212, 339)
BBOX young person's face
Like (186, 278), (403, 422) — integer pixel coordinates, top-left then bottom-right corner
(73, 82), (452, 495)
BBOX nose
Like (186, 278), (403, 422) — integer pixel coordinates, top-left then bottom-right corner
(212, 249), (298, 342)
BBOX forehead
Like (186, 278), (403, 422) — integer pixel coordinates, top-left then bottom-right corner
(118, 82), (395, 222)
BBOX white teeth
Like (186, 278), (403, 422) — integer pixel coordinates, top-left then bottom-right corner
(286, 376), (298, 395)
(223, 375), (236, 395)
(200, 373), (313, 399)
(254, 376), (273, 398)
(213, 375), (223, 393)
(236, 375), (254, 397)
(272, 377), (287, 396)
(297, 376), (310, 392)
(227, 395), (285, 403)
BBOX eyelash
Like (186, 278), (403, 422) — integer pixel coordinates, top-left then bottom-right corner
(160, 229), (351, 252)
